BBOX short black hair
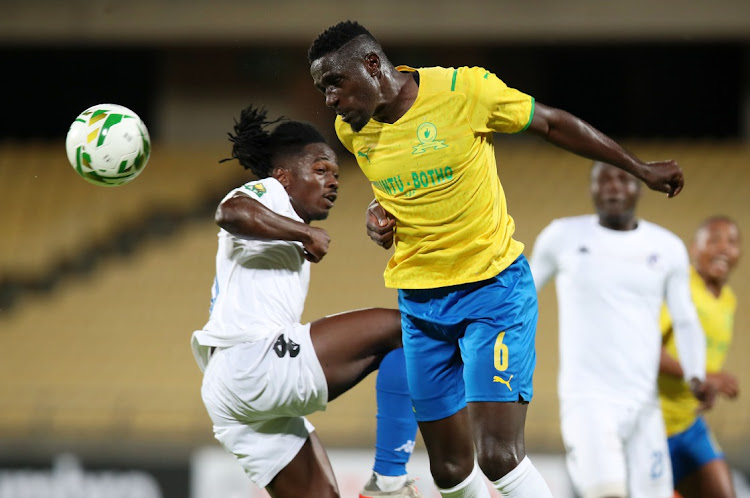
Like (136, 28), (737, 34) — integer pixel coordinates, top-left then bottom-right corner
(220, 105), (326, 178)
(308, 20), (375, 64)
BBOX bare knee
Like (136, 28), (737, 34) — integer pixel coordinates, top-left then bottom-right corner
(430, 456), (476, 489)
(419, 412), (477, 488)
(468, 401), (528, 481)
(476, 443), (524, 481)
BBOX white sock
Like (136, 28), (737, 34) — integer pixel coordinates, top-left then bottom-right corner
(492, 456), (553, 497)
(374, 472), (407, 492)
(437, 462), (491, 498)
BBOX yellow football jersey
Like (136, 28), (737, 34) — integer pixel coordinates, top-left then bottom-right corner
(335, 65), (534, 289)
(658, 266), (736, 436)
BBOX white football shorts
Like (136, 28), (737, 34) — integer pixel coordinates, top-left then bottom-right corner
(560, 398), (673, 498)
(200, 322), (329, 488)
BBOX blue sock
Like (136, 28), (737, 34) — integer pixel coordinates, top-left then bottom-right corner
(373, 347), (418, 476)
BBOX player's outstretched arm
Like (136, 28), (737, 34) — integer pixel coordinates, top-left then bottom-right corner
(664, 244), (718, 411)
(659, 344), (720, 411)
(216, 193), (330, 262)
(659, 345), (685, 378)
(526, 102), (684, 197)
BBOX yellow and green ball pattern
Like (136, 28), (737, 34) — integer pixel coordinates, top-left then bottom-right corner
(65, 104), (151, 187)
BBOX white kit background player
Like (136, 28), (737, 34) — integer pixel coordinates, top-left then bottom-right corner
(190, 106), (420, 498)
(529, 161), (714, 498)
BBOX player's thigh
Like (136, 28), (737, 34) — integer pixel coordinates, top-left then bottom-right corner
(455, 262), (538, 479)
(202, 329), (327, 419)
(397, 256), (538, 422)
(309, 307), (402, 401)
(417, 407), (477, 488)
(399, 310), (466, 422)
(206, 412), (318, 490)
(201, 340), (328, 488)
(677, 417), (725, 477)
(676, 459), (735, 498)
(560, 400), (628, 498)
(625, 402), (673, 498)
(267, 431), (339, 498)
(460, 255), (538, 404)
(468, 400), (528, 480)
(670, 418), (733, 498)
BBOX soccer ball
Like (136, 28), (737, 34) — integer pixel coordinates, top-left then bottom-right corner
(65, 104), (151, 187)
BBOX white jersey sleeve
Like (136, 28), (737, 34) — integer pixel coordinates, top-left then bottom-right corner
(191, 177), (310, 372)
(663, 240), (707, 382)
(529, 219), (563, 291)
(221, 179), (301, 247)
(227, 180), (308, 266)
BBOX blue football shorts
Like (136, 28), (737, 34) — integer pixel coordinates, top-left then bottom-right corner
(667, 416), (725, 484)
(397, 255), (538, 422)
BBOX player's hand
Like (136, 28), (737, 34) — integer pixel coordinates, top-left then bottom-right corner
(708, 371), (739, 399)
(637, 160), (684, 198)
(365, 199), (396, 250)
(302, 226), (330, 263)
(690, 377), (718, 413)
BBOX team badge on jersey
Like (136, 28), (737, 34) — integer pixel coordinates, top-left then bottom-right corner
(245, 182), (267, 198)
(412, 122), (448, 154)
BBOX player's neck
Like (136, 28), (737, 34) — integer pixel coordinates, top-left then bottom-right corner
(700, 272), (726, 298)
(598, 214), (638, 231)
(373, 70), (418, 124)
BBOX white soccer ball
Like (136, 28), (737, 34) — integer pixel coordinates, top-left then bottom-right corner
(65, 103), (151, 187)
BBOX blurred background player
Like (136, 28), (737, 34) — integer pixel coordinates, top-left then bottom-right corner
(529, 162), (714, 498)
(658, 216), (742, 498)
(190, 105), (420, 498)
(309, 20), (690, 498)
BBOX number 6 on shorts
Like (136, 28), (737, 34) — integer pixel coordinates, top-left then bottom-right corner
(494, 331), (509, 372)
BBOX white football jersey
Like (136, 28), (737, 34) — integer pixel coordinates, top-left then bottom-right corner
(530, 215), (705, 405)
(191, 177), (310, 371)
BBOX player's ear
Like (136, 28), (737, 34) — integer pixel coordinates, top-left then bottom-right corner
(365, 52), (381, 77)
(273, 167), (291, 189)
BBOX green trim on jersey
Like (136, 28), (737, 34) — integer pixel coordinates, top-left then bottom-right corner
(450, 69), (457, 91)
(514, 97), (535, 133)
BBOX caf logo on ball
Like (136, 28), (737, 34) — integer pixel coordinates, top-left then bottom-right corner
(65, 104), (151, 187)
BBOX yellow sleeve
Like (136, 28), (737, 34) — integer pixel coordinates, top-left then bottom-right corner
(453, 66), (535, 134)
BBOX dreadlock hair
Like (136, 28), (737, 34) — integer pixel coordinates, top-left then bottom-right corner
(220, 105), (327, 179)
(308, 20), (376, 64)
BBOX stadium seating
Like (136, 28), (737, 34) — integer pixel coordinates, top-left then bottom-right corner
(0, 141), (247, 277)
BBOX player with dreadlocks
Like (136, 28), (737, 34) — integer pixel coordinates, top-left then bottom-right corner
(190, 105), (422, 498)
